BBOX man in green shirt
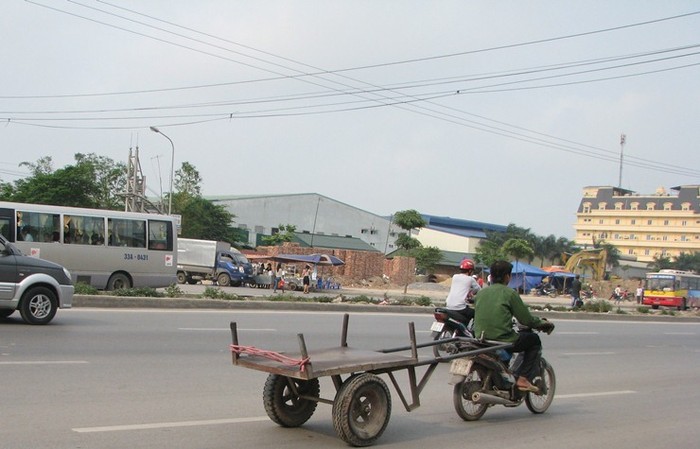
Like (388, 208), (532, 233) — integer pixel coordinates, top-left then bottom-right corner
(474, 260), (554, 392)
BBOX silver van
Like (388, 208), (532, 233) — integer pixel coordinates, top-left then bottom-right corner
(0, 233), (74, 324)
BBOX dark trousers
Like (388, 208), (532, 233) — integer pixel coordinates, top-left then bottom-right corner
(510, 331), (542, 381)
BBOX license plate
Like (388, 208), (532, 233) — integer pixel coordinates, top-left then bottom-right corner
(449, 358), (473, 376)
(430, 321), (444, 332)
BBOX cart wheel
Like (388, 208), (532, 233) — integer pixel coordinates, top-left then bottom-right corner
(332, 373), (391, 447)
(263, 374), (319, 427)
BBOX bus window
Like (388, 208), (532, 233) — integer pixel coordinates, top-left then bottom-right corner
(17, 210), (60, 243)
(148, 219), (173, 251)
(108, 218), (146, 248)
(64, 215), (105, 245)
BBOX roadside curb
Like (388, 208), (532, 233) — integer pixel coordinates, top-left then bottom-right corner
(72, 295), (700, 323)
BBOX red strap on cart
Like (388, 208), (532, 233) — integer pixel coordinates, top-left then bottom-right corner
(230, 344), (310, 372)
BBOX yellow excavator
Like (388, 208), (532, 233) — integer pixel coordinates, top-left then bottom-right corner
(562, 248), (608, 281)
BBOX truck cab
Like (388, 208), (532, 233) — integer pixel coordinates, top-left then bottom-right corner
(216, 249), (254, 287)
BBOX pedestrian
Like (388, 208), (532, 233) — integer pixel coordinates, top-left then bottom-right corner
(636, 283), (644, 304)
(302, 265), (311, 294)
(266, 263), (274, 289)
(571, 274), (582, 308)
(612, 285), (622, 304)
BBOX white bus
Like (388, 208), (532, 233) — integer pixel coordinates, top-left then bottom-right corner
(0, 201), (177, 290)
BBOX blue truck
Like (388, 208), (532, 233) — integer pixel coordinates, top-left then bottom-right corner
(176, 238), (253, 287)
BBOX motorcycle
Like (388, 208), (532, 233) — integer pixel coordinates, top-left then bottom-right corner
(430, 307), (473, 358)
(534, 283), (558, 298)
(448, 326), (555, 420)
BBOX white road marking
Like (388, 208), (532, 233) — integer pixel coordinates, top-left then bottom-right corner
(663, 332), (695, 335)
(557, 331), (600, 335)
(0, 361), (89, 365)
(178, 328), (276, 332)
(557, 390), (636, 399)
(72, 416), (269, 433)
(561, 352), (616, 356)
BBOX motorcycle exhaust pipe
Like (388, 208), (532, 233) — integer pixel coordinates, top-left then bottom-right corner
(471, 391), (517, 406)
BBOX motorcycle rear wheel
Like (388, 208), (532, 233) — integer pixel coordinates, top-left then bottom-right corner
(453, 365), (490, 421)
(525, 358), (556, 414)
(431, 329), (455, 359)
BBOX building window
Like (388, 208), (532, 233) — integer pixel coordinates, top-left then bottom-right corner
(682, 220), (687, 226)
(615, 202), (623, 210)
(630, 202), (639, 210)
(615, 219), (620, 225)
(681, 203), (691, 211)
(582, 203), (591, 213)
(599, 219), (604, 225)
(370, 229), (378, 235)
(663, 220), (669, 226)
(628, 249), (635, 255)
(647, 219), (653, 225)
(629, 234), (635, 240)
(254, 225), (264, 234)
(361, 228), (369, 234)
(598, 202), (607, 210)
(663, 202), (673, 211)
(662, 235), (668, 241)
(646, 235), (652, 240)
(646, 202), (655, 210)
(645, 249), (650, 256)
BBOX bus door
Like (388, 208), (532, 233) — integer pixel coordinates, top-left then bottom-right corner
(0, 208), (16, 241)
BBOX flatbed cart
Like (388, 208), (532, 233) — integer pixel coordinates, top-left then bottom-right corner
(229, 313), (507, 447)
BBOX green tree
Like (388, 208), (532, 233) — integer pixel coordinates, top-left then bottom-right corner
(647, 255), (673, 272)
(178, 196), (238, 242)
(673, 252), (700, 272)
(414, 246), (443, 274)
(393, 209), (428, 293)
(475, 239), (506, 267)
(261, 224), (297, 246)
(73, 153), (127, 209)
(503, 238), (534, 263)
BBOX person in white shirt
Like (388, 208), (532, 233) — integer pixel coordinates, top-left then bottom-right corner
(445, 259), (481, 324)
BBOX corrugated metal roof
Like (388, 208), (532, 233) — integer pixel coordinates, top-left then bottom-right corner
(292, 232), (380, 252)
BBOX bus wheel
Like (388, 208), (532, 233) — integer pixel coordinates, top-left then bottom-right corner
(107, 273), (131, 291)
(19, 286), (57, 325)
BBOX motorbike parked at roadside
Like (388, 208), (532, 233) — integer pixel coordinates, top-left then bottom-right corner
(534, 283), (558, 298)
(448, 325), (556, 421)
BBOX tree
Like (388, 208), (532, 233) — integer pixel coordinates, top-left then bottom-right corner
(178, 196), (238, 242)
(414, 246), (443, 274)
(647, 255), (673, 272)
(261, 224), (297, 246)
(1, 154), (126, 209)
(393, 209), (428, 293)
(673, 252), (700, 273)
(502, 238), (534, 292)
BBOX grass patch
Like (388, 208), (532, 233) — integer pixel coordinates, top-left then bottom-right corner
(74, 282), (98, 295)
(163, 284), (184, 298)
(636, 306), (651, 314)
(112, 287), (163, 297)
(201, 286), (241, 300)
(614, 307), (628, 314)
(581, 300), (613, 313)
(660, 309), (676, 316)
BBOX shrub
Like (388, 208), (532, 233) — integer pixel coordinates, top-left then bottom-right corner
(74, 282), (98, 295)
(637, 306), (651, 314)
(112, 287), (163, 297)
(582, 300), (612, 313)
(201, 286), (240, 300)
(163, 284), (184, 298)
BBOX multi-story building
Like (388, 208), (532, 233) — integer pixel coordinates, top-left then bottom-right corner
(573, 185), (700, 263)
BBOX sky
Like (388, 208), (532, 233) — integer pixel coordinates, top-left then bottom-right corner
(2, 0), (699, 240)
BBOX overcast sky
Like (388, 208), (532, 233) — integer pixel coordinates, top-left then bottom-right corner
(2, 0), (699, 239)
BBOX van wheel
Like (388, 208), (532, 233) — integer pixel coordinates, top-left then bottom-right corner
(19, 286), (57, 325)
(107, 273), (131, 290)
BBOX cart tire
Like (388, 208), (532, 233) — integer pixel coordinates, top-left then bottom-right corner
(263, 374), (319, 427)
(332, 373), (391, 447)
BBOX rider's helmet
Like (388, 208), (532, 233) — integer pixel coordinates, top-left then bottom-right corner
(459, 259), (475, 271)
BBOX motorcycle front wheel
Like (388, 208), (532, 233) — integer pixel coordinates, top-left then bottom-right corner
(453, 365), (490, 421)
(431, 329), (455, 359)
(525, 358), (556, 414)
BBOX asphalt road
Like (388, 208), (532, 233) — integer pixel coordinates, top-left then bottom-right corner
(2, 308), (699, 449)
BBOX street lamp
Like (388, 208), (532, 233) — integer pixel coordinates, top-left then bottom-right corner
(149, 126), (175, 215)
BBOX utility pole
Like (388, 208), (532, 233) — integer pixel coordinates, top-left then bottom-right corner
(618, 133), (626, 188)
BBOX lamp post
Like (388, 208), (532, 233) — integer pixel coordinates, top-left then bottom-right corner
(149, 126), (175, 215)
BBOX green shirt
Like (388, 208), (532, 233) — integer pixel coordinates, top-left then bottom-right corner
(473, 283), (543, 342)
